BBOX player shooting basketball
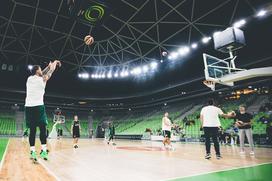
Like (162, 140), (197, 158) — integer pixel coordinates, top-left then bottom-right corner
(25, 60), (61, 162)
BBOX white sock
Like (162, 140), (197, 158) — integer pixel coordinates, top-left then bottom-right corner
(30, 146), (35, 152)
(41, 144), (47, 152)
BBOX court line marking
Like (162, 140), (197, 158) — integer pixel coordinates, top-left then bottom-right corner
(39, 159), (62, 181)
(0, 138), (10, 171)
(161, 162), (272, 181)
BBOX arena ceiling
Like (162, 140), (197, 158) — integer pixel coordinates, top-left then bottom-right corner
(0, 0), (272, 102)
(0, 0), (270, 69)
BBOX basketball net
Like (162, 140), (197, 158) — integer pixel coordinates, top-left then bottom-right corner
(203, 80), (216, 91)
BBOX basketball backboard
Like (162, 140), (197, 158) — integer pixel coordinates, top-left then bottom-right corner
(53, 115), (65, 123)
(203, 53), (244, 86)
(203, 53), (272, 90)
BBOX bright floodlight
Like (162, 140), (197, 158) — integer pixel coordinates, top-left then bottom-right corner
(124, 71), (129, 77)
(133, 67), (142, 75)
(150, 62), (158, 69)
(120, 71), (126, 77)
(178, 46), (190, 55)
(142, 65), (149, 73)
(28, 65), (33, 70)
(233, 19), (246, 28)
(168, 52), (178, 60)
(257, 9), (267, 17)
(107, 72), (112, 79)
(80, 73), (89, 79)
(202, 37), (212, 44)
(191, 43), (198, 49)
(160, 60), (163, 63)
(114, 72), (119, 78)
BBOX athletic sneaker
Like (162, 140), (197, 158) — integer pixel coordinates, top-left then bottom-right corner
(40, 150), (48, 160)
(216, 154), (222, 159)
(250, 151), (255, 156)
(240, 151), (246, 155)
(164, 145), (170, 150)
(170, 146), (175, 151)
(205, 153), (211, 159)
(30, 151), (38, 161)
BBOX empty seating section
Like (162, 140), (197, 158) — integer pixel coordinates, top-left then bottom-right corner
(0, 95), (270, 138)
(0, 116), (16, 135)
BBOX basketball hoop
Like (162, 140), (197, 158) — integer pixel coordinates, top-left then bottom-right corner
(203, 80), (216, 91)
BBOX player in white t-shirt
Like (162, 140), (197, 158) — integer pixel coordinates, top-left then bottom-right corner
(200, 99), (231, 159)
(25, 60), (61, 162)
(162, 112), (173, 150)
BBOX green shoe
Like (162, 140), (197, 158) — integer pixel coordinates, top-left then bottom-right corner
(30, 151), (38, 161)
(40, 150), (48, 160)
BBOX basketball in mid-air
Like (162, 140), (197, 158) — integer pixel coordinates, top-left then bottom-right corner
(84, 35), (94, 46)
(162, 51), (168, 57)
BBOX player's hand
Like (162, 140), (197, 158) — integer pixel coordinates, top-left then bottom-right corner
(227, 111), (235, 117)
(235, 121), (243, 127)
(54, 60), (61, 67)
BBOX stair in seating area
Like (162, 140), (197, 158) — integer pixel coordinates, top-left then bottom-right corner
(174, 104), (202, 122)
(247, 95), (268, 114)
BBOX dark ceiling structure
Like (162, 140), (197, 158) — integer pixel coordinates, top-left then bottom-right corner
(0, 0), (272, 108)
(0, 0), (270, 69)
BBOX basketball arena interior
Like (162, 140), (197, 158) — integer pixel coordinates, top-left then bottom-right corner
(0, 0), (272, 181)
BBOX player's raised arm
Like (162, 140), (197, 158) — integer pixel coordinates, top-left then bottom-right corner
(42, 60), (61, 82)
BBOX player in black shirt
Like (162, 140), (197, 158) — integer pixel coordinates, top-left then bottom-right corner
(231, 105), (254, 155)
(107, 123), (116, 145)
(71, 115), (81, 148)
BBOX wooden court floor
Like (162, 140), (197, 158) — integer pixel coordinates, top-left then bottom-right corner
(0, 138), (272, 181)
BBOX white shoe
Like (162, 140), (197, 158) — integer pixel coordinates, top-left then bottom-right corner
(240, 151), (245, 155)
(250, 151), (255, 156)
